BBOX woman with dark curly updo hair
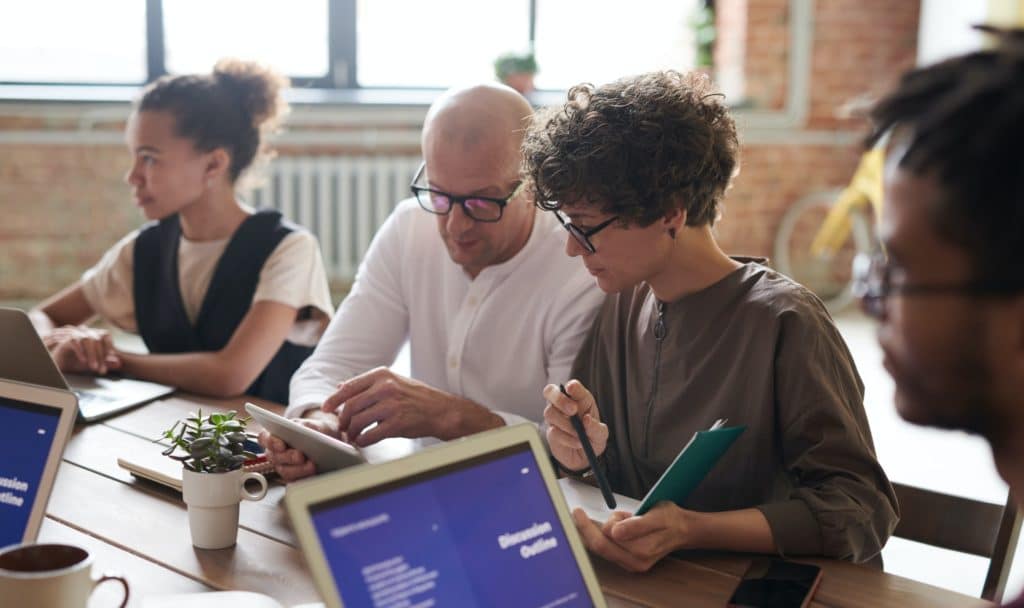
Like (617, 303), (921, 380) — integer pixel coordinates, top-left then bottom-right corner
(524, 70), (897, 572)
(30, 59), (333, 403)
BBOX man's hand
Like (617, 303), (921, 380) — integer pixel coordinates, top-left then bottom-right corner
(258, 410), (339, 483)
(43, 325), (121, 375)
(571, 502), (693, 573)
(323, 367), (503, 446)
(542, 380), (608, 471)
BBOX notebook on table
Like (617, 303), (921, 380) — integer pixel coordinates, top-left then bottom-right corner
(285, 423), (608, 608)
(0, 307), (174, 422)
(0, 378), (78, 548)
(561, 420), (745, 521)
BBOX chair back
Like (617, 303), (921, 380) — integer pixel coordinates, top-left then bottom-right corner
(892, 482), (1022, 602)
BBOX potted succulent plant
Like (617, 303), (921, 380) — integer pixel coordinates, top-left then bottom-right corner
(494, 51), (538, 95)
(160, 410), (268, 549)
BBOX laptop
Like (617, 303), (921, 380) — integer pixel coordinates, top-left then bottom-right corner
(0, 308), (174, 422)
(0, 378), (78, 549)
(285, 423), (607, 608)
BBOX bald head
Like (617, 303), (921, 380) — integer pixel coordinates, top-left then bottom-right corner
(422, 83), (533, 172)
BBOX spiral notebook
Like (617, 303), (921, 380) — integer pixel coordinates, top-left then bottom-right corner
(560, 419), (745, 520)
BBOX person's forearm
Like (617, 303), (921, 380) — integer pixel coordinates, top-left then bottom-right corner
(440, 396), (505, 440)
(118, 351), (252, 397)
(686, 508), (776, 554)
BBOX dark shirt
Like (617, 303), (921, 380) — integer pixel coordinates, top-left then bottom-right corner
(571, 260), (899, 561)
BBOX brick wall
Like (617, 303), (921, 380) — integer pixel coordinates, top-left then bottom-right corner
(1, 0), (920, 301)
(714, 0), (919, 257)
(0, 142), (136, 299)
(742, 0), (790, 110)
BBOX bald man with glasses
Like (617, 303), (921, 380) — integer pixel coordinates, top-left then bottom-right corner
(261, 83), (604, 481)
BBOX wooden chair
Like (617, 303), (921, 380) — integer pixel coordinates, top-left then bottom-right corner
(891, 482), (1023, 602)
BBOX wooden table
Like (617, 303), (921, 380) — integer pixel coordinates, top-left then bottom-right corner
(43, 393), (993, 608)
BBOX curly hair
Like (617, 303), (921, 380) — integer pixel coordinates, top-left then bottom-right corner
(523, 70), (738, 227)
(138, 58), (289, 182)
(868, 28), (1024, 285)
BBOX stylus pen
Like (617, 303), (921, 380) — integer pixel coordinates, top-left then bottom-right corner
(559, 383), (616, 509)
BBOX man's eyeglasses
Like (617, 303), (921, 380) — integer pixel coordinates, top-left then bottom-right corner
(852, 252), (1024, 318)
(554, 210), (619, 254)
(409, 162), (523, 223)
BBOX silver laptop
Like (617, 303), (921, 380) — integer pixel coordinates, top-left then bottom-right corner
(0, 378), (78, 549)
(285, 424), (607, 608)
(0, 308), (174, 422)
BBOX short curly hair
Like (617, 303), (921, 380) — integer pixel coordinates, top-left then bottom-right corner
(523, 70), (738, 227)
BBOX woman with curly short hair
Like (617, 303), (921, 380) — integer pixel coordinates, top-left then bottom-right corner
(524, 70), (897, 572)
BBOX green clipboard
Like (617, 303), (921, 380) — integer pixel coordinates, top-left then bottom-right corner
(634, 424), (746, 515)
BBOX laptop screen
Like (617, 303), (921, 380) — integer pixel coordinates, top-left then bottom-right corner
(0, 396), (63, 548)
(309, 442), (596, 607)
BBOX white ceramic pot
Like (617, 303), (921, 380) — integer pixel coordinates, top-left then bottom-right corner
(181, 468), (268, 549)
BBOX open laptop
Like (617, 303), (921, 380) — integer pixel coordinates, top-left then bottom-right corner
(0, 378), (78, 549)
(0, 308), (174, 422)
(285, 423), (607, 608)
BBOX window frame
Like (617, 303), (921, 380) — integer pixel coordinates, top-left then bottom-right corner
(0, 0), (531, 90)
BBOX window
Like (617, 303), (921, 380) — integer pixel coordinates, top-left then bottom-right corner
(0, 0), (146, 84)
(1, 0), (705, 92)
(357, 0), (530, 88)
(164, 0), (329, 79)
(533, 0), (700, 90)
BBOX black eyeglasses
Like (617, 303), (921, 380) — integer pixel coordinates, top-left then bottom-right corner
(554, 210), (619, 254)
(409, 162), (523, 223)
(852, 252), (1024, 318)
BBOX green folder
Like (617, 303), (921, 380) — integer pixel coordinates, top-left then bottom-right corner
(634, 424), (746, 515)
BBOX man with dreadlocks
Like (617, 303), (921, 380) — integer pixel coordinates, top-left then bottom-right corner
(857, 30), (1024, 606)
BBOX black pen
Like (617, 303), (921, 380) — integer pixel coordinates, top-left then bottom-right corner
(559, 383), (616, 509)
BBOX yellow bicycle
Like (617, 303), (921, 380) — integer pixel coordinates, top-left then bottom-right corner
(773, 142), (884, 312)
(770, 134), (884, 309)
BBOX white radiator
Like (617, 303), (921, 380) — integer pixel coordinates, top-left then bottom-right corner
(248, 155), (422, 282)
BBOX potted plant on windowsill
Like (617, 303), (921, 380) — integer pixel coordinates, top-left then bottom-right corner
(159, 410), (268, 549)
(494, 51), (538, 95)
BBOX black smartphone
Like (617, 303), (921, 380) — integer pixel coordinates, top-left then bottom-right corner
(727, 558), (823, 608)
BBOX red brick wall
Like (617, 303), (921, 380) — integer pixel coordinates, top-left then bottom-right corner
(713, 0), (919, 259)
(808, 0), (920, 129)
(743, 0), (790, 110)
(0, 144), (136, 299)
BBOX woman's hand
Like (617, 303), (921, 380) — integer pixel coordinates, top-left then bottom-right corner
(43, 325), (121, 375)
(542, 379), (608, 471)
(258, 410), (341, 482)
(572, 502), (693, 573)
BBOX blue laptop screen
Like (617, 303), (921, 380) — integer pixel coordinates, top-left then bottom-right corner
(0, 396), (62, 548)
(309, 443), (596, 607)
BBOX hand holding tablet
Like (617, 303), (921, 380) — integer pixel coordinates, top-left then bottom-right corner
(246, 403), (365, 473)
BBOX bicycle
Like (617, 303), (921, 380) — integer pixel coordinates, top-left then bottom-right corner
(772, 142), (885, 312)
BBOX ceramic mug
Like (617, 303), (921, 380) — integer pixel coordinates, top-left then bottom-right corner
(182, 468), (268, 549)
(0, 543), (129, 607)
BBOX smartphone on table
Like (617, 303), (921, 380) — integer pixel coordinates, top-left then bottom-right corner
(727, 558), (823, 608)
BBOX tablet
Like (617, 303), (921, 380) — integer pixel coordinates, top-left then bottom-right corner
(245, 403), (365, 473)
(0, 379), (78, 548)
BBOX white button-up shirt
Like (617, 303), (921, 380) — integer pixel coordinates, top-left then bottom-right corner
(287, 199), (604, 428)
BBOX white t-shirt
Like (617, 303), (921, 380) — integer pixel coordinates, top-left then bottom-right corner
(287, 198), (605, 427)
(81, 224), (334, 346)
